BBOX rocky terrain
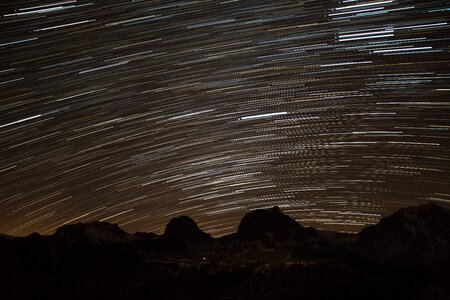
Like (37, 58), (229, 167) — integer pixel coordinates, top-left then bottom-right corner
(0, 203), (449, 300)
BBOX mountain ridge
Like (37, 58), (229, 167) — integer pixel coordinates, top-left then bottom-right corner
(1, 203), (449, 300)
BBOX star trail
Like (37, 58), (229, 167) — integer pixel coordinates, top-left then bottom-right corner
(1, 0), (449, 236)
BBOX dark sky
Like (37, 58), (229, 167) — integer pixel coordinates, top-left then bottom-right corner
(1, 0), (449, 236)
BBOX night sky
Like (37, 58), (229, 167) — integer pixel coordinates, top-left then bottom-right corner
(1, 0), (449, 237)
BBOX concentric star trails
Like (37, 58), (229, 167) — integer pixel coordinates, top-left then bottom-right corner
(0, 0), (449, 237)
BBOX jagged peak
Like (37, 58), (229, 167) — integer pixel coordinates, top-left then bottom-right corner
(357, 203), (450, 266)
(53, 221), (130, 244)
(359, 202), (450, 236)
(394, 202), (447, 218)
(55, 220), (125, 233)
(237, 206), (315, 243)
(269, 206), (282, 213)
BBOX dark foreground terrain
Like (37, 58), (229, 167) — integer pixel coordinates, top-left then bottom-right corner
(1, 203), (449, 300)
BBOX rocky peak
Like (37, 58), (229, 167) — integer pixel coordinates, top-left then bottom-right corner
(237, 206), (315, 243)
(360, 203), (450, 238)
(163, 216), (211, 244)
(53, 221), (131, 244)
(357, 203), (450, 266)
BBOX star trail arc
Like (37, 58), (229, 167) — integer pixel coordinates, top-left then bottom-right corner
(0, 0), (449, 236)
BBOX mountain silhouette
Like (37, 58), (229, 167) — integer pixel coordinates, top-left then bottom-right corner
(357, 203), (450, 266)
(0, 203), (449, 300)
(151, 216), (213, 253)
(54, 221), (133, 245)
(236, 206), (316, 244)
(0, 233), (13, 239)
(163, 216), (211, 244)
